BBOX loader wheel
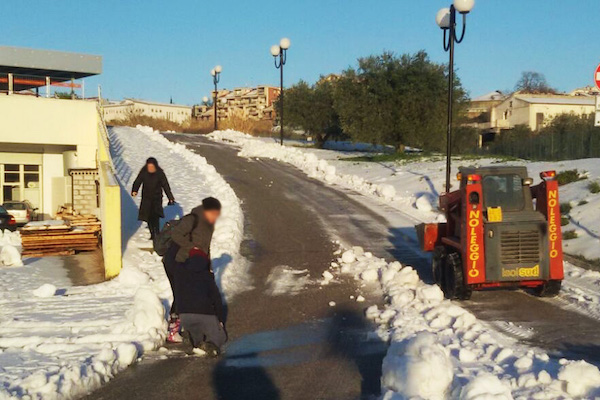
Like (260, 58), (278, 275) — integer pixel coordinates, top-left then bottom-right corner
(432, 246), (445, 285)
(443, 252), (472, 300)
(535, 280), (562, 297)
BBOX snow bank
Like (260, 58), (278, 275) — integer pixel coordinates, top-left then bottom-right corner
(328, 246), (600, 399)
(209, 130), (407, 209)
(0, 230), (22, 267)
(0, 126), (247, 399)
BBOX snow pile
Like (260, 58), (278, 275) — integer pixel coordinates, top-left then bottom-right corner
(330, 246), (600, 399)
(0, 229), (22, 267)
(136, 125), (249, 297)
(381, 332), (453, 399)
(0, 126), (247, 399)
(32, 283), (57, 297)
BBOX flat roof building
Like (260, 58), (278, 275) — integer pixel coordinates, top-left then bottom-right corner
(0, 46), (101, 95)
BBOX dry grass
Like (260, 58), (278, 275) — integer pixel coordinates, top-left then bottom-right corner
(109, 109), (273, 136)
(220, 111), (274, 135)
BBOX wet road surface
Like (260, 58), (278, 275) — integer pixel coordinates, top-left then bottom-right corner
(87, 135), (600, 400)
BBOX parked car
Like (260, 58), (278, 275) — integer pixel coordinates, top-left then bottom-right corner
(0, 206), (17, 231)
(2, 200), (38, 225)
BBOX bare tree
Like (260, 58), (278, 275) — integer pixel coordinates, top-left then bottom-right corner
(515, 71), (556, 94)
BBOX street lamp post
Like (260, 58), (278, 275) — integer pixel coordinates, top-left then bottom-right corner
(210, 65), (222, 131)
(436, 0), (474, 192)
(270, 38), (291, 145)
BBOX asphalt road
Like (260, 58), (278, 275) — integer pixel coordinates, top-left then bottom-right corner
(87, 135), (600, 400)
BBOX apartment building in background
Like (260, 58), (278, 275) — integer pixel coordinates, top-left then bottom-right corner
(193, 85), (280, 122)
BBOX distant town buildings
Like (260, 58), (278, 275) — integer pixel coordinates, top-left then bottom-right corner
(193, 85), (280, 122)
(468, 90), (596, 134)
(103, 98), (192, 124)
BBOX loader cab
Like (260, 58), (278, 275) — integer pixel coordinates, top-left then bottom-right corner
(459, 166), (534, 214)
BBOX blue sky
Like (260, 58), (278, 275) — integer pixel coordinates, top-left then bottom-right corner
(3, 0), (598, 105)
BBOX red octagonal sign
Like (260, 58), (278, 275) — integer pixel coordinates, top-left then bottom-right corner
(596, 64), (600, 90)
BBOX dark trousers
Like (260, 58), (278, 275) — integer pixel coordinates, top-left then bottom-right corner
(180, 314), (227, 349)
(163, 244), (179, 316)
(148, 213), (160, 240)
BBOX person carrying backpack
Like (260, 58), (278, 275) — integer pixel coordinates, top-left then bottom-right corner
(161, 197), (222, 343)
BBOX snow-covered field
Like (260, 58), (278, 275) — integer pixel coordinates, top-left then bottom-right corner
(0, 126), (247, 399)
(209, 130), (600, 399)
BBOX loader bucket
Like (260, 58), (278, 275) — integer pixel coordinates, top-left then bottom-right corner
(415, 223), (444, 252)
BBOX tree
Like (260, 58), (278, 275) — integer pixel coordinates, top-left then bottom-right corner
(276, 79), (342, 147)
(515, 71), (556, 94)
(332, 51), (468, 152)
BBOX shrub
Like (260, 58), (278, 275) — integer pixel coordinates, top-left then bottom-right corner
(578, 199), (589, 206)
(556, 169), (586, 186)
(560, 216), (570, 226)
(559, 202), (572, 215)
(563, 230), (578, 240)
(588, 181), (600, 194)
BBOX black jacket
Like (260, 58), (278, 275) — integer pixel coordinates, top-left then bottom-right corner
(170, 206), (214, 263)
(174, 254), (225, 322)
(132, 168), (174, 221)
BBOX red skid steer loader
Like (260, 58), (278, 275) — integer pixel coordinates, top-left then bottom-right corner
(417, 166), (564, 300)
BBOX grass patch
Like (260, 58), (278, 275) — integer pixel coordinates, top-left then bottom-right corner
(578, 199), (589, 206)
(588, 181), (600, 194)
(559, 202), (572, 215)
(563, 230), (578, 240)
(340, 152), (426, 163)
(556, 169), (587, 186)
(565, 253), (600, 272)
(560, 216), (570, 226)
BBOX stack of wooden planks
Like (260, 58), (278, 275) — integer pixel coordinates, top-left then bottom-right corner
(55, 212), (102, 231)
(21, 217), (101, 258)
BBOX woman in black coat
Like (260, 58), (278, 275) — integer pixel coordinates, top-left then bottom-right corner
(131, 157), (175, 239)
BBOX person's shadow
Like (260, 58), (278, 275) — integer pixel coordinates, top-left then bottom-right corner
(213, 354), (280, 400)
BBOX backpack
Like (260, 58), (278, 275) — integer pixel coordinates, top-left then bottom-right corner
(154, 213), (198, 256)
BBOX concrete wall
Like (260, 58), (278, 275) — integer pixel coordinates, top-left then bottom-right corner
(97, 114), (122, 279)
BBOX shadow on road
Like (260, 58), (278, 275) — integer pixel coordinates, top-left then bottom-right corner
(211, 306), (385, 399)
(325, 307), (386, 397)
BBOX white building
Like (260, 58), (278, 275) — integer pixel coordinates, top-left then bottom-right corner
(103, 98), (192, 125)
(0, 46), (103, 218)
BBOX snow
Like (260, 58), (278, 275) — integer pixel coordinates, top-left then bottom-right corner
(335, 246), (600, 399)
(265, 265), (310, 296)
(208, 131), (600, 399)
(32, 283), (57, 298)
(382, 332), (454, 399)
(0, 230), (22, 267)
(0, 126), (247, 399)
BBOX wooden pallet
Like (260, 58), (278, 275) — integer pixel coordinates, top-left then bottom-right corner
(21, 218), (101, 258)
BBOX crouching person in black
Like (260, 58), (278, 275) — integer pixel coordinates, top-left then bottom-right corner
(170, 197), (226, 356)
